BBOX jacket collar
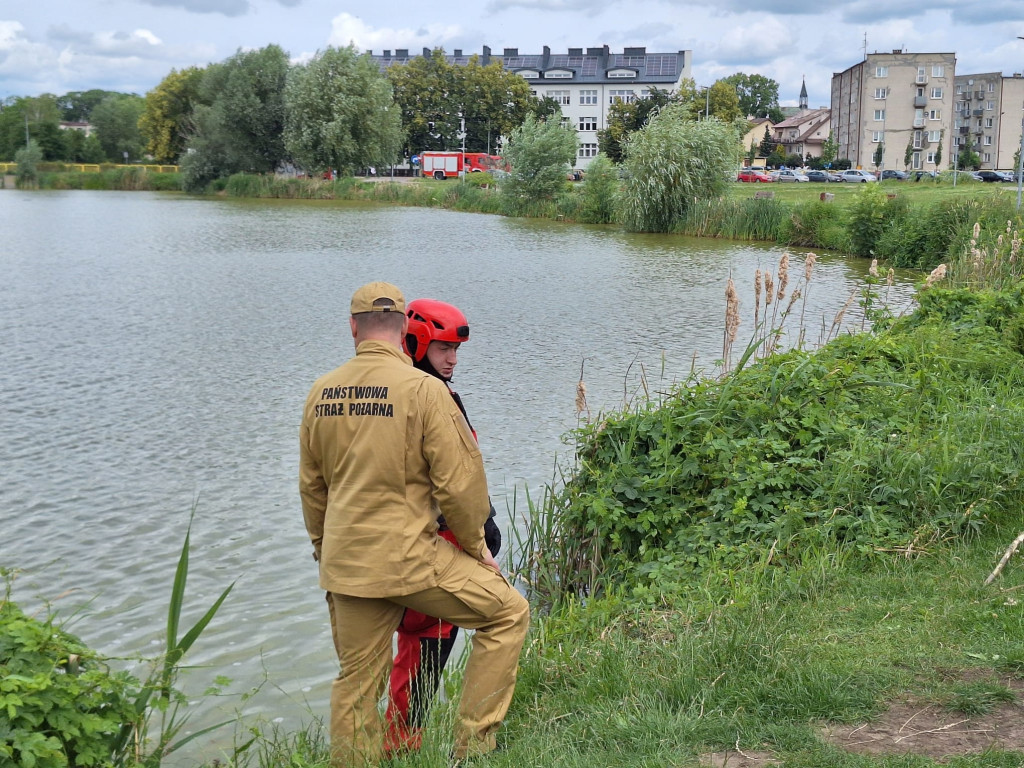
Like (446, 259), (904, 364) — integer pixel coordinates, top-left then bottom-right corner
(355, 339), (413, 366)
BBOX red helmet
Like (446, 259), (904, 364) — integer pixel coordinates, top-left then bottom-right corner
(404, 299), (470, 362)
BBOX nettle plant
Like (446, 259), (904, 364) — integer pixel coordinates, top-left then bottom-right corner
(0, 581), (140, 768)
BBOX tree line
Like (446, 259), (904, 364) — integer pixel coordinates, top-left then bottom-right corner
(2, 43), (791, 192)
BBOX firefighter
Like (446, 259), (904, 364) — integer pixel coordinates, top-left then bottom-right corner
(384, 299), (502, 754)
(300, 282), (529, 767)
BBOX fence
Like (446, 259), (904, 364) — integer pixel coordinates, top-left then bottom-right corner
(0, 163), (179, 174)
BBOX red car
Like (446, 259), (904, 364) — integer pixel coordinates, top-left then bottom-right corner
(737, 169), (774, 183)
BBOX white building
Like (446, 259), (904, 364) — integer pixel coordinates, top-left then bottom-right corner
(369, 45), (691, 170)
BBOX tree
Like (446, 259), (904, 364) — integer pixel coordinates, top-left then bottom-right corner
(500, 113), (578, 212)
(618, 106), (738, 233)
(934, 131), (943, 169)
(139, 67), (204, 163)
(707, 80), (741, 123)
(578, 153), (618, 224)
(872, 142), (884, 170)
(0, 95), (62, 161)
(91, 94), (145, 162)
(723, 73), (783, 122)
(57, 90), (117, 122)
(746, 140), (757, 166)
(197, 46), (289, 172)
(904, 137), (914, 170)
(597, 87), (677, 163)
(388, 50), (544, 157)
(285, 45), (403, 176)
(958, 137), (981, 171)
(767, 143), (786, 169)
(821, 130), (838, 168)
(759, 124), (775, 158)
(14, 140), (42, 185)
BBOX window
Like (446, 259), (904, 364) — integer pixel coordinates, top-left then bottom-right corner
(984, 136), (992, 146)
(607, 69), (636, 78)
(874, 87), (887, 99)
(519, 70), (539, 79)
(609, 89), (635, 104)
(931, 87), (943, 99)
(579, 89), (597, 105)
(914, 109), (925, 127)
(986, 101), (995, 110)
(917, 67), (927, 84)
(926, 152), (935, 164)
(546, 90), (570, 105)
(578, 116), (597, 131)
(928, 130), (941, 142)
(913, 151), (922, 169)
(988, 82), (995, 92)
(873, 109), (886, 121)
(985, 118), (994, 128)
(953, 136), (961, 146)
(875, 66), (888, 77)
(872, 131), (884, 142)
(928, 109), (941, 120)
(956, 84), (963, 94)
(545, 70), (572, 79)
(932, 65), (944, 77)
(559, 116), (571, 129)
(913, 130), (922, 149)
(984, 152), (992, 162)
(578, 143), (598, 158)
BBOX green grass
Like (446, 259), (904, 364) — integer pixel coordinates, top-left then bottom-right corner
(727, 177), (1022, 209)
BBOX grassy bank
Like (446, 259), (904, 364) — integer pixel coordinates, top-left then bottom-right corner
(35, 166), (182, 191)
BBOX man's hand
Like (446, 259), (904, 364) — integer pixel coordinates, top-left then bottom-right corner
(482, 549), (501, 573)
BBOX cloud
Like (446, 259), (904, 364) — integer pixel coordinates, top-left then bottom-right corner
(48, 25), (165, 59)
(698, 17), (794, 67)
(485, 0), (610, 11)
(327, 12), (462, 51)
(136, 0), (250, 17)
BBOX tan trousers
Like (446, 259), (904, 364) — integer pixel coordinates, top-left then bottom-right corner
(327, 541), (530, 767)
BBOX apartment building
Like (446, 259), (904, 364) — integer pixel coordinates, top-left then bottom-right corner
(368, 45), (691, 169)
(831, 50), (956, 172)
(953, 72), (1024, 170)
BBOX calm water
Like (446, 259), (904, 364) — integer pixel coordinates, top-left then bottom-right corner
(0, 190), (916, 756)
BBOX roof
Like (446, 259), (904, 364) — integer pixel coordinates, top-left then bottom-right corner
(368, 45), (689, 86)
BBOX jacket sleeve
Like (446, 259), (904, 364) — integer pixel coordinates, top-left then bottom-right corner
(419, 379), (490, 561)
(299, 420), (328, 561)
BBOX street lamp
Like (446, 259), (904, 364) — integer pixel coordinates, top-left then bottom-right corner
(1017, 38), (1024, 209)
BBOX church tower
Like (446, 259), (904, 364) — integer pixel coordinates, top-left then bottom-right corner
(799, 77), (808, 111)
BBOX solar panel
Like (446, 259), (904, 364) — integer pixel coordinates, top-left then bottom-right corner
(581, 58), (598, 76)
(646, 54), (677, 77)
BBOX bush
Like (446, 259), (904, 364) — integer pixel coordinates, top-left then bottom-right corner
(780, 200), (852, 250)
(577, 154), (618, 225)
(846, 183), (910, 256)
(0, 587), (140, 767)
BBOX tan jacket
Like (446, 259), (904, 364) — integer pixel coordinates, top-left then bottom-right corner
(299, 340), (490, 597)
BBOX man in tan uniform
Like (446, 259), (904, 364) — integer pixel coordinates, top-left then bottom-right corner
(299, 282), (529, 767)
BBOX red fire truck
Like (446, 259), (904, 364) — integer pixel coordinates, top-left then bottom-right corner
(419, 151), (508, 179)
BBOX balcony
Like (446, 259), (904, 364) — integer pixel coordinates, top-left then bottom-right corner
(959, 126), (969, 134)
(973, 109), (983, 116)
(913, 118), (926, 128)
(975, 91), (985, 99)
(913, 96), (927, 107)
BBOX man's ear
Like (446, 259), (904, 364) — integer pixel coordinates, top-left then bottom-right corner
(349, 316), (358, 339)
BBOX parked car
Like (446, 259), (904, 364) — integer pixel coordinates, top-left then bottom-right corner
(737, 169), (774, 183)
(911, 170), (938, 181)
(770, 169), (810, 183)
(805, 170), (833, 182)
(839, 169), (878, 183)
(880, 170), (908, 181)
(975, 170), (1011, 182)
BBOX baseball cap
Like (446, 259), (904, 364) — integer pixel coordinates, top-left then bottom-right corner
(350, 281), (406, 315)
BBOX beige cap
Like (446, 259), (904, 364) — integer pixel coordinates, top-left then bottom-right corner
(350, 281), (406, 315)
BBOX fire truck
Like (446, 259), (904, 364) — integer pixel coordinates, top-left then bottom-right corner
(419, 151), (508, 180)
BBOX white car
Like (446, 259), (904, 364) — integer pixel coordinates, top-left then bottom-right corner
(770, 169), (810, 183)
(839, 169), (878, 183)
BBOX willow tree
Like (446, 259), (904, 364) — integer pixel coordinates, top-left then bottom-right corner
(618, 105), (739, 233)
(285, 45), (403, 176)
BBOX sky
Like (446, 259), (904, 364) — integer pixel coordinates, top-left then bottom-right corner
(4, 1), (1024, 108)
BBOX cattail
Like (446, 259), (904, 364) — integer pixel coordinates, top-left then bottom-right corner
(1010, 231), (1020, 263)
(754, 268), (762, 325)
(764, 270), (775, 306)
(725, 276), (740, 344)
(831, 290), (856, 333)
(784, 287), (801, 316)
(923, 263), (947, 288)
(575, 379), (588, 415)
(777, 252), (790, 301)
(886, 268), (895, 286)
(869, 259), (879, 278)
(1008, 220), (1014, 235)
(804, 252), (817, 283)
(973, 221), (981, 240)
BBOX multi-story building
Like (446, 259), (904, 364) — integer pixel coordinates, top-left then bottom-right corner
(831, 50), (956, 172)
(773, 109), (831, 160)
(953, 72), (1024, 170)
(368, 45), (691, 169)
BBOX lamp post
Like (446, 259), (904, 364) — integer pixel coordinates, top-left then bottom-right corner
(1017, 38), (1024, 209)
